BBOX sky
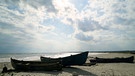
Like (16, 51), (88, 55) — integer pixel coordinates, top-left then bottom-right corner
(0, 0), (135, 53)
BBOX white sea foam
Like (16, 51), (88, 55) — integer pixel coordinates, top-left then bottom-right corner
(42, 53), (78, 58)
(0, 58), (10, 62)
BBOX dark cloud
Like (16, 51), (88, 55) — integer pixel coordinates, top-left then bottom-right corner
(114, 9), (127, 14)
(0, 22), (37, 53)
(97, 10), (105, 17)
(0, 0), (57, 12)
(0, 21), (35, 42)
(0, 32), (28, 53)
(112, 3), (127, 14)
(66, 18), (74, 24)
(114, 17), (126, 25)
(26, 0), (57, 12)
(0, 0), (25, 14)
(113, 16), (135, 25)
(0, 22), (12, 29)
(0, 22), (18, 30)
(0, 0), (20, 6)
(118, 0), (126, 2)
(75, 32), (93, 41)
(78, 18), (105, 32)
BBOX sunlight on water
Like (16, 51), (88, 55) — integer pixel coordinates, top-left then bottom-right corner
(88, 53), (109, 56)
(42, 53), (79, 58)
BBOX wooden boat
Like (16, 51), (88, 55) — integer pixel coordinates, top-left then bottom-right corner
(90, 56), (134, 63)
(41, 51), (89, 67)
(11, 58), (62, 71)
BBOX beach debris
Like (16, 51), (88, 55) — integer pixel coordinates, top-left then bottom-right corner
(2, 64), (8, 73)
(11, 73), (14, 76)
(83, 62), (96, 66)
(72, 72), (78, 76)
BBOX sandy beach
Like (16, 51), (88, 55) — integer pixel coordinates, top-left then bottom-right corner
(0, 53), (135, 76)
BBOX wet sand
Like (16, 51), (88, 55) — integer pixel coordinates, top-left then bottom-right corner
(0, 53), (135, 76)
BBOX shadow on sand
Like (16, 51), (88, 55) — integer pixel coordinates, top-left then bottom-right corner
(2, 69), (63, 75)
(1, 66), (97, 76)
(63, 67), (97, 76)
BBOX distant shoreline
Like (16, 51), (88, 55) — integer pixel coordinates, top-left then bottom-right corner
(0, 50), (135, 54)
(89, 51), (135, 53)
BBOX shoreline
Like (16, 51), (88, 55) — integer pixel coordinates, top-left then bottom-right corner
(0, 53), (135, 76)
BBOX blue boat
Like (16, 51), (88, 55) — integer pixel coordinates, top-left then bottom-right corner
(40, 51), (89, 67)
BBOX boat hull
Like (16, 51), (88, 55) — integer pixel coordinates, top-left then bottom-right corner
(41, 51), (89, 67)
(11, 58), (62, 71)
(90, 56), (134, 63)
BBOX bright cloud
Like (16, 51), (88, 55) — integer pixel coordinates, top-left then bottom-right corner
(0, 0), (135, 53)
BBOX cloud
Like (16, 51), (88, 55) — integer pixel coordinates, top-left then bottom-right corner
(113, 16), (135, 26)
(1, 0), (135, 53)
(0, 0), (58, 52)
(26, 0), (57, 12)
(75, 32), (93, 41)
(77, 18), (106, 32)
(69, 0), (89, 12)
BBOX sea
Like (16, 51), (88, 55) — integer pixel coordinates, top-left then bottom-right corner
(0, 52), (105, 63)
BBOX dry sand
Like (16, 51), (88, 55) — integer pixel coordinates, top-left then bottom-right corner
(0, 53), (135, 76)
